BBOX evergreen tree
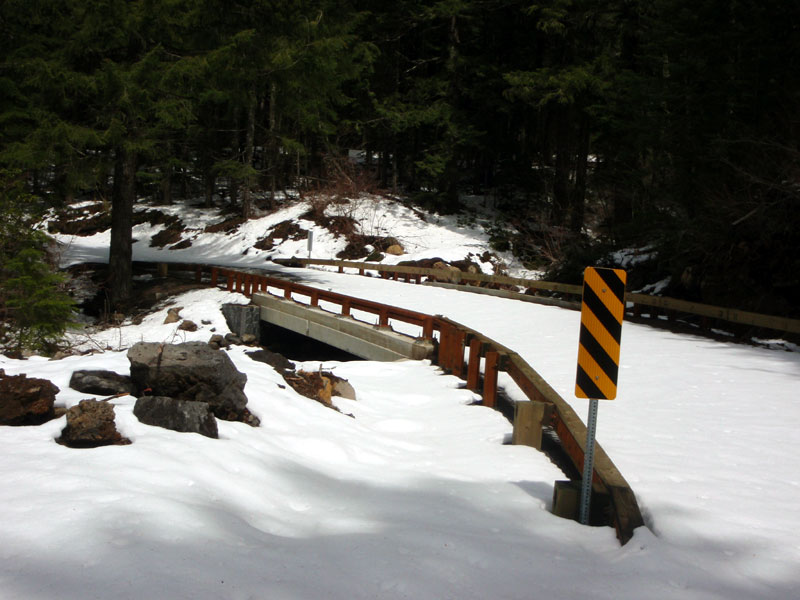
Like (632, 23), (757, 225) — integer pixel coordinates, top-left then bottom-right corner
(0, 170), (74, 356)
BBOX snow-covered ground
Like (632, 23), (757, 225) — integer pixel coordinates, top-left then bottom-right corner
(2, 196), (799, 599)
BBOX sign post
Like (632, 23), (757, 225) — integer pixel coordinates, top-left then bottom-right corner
(307, 230), (314, 258)
(575, 267), (627, 525)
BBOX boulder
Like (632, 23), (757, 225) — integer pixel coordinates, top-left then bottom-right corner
(127, 342), (248, 421)
(133, 396), (218, 439)
(69, 370), (133, 397)
(208, 334), (227, 350)
(177, 319), (198, 332)
(331, 376), (357, 401)
(163, 306), (182, 324)
(385, 244), (404, 256)
(0, 374), (59, 426)
(57, 399), (130, 447)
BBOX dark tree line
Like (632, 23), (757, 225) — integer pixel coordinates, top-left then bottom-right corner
(1, 0), (798, 316)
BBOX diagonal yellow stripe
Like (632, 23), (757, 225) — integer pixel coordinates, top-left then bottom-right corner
(580, 306), (622, 365)
(584, 271), (625, 321)
(577, 344), (618, 399)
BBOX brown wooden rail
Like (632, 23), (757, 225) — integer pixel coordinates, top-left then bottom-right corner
(157, 261), (644, 544)
(273, 257), (800, 336)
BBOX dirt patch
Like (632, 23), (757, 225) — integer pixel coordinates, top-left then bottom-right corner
(48, 203), (111, 236)
(204, 216), (246, 234)
(150, 224), (184, 248)
(253, 220), (308, 251)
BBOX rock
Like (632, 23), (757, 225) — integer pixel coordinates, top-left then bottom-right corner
(385, 244), (404, 256)
(225, 333), (243, 346)
(133, 396), (218, 439)
(331, 376), (357, 401)
(163, 306), (183, 324)
(178, 319), (198, 332)
(366, 250), (384, 262)
(246, 349), (295, 373)
(241, 333), (257, 345)
(57, 399), (130, 447)
(69, 370), (134, 396)
(0, 374), (59, 426)
(127, 342), (249, 421)
(208, 334), (227, 350)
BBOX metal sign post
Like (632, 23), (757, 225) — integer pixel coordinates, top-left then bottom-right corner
(579, 399), (600, 524)
(575, 266), (627, 525)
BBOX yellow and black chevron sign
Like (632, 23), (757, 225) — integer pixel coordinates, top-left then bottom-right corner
(575, 267), (627, 400)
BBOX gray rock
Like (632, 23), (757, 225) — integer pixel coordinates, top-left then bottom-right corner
(127, 342), (248, 421)
(69, 370), (133, 396)
(133, 396), (218, 439)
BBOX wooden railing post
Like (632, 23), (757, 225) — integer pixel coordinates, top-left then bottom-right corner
(451, 329), (466, 378)
(467, 338), (482, 391)
(225, 270), (234, 292)
(483, 350), (499, 408)
(422, 317), (434, 339)
(243, 275), (252, 298)
(211, 267), (218, 287)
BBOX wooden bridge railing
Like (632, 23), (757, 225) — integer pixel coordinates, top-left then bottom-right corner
(272, 257), (800, 336)
(152, 261), (644, 544)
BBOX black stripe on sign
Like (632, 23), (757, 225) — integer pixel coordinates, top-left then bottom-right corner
(579, 323), (619, 384)
(595, 268), (626, 305)
(582, 283), (622, 343)
(576, 363), (605, 399)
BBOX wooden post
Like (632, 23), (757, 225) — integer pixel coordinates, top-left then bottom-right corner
(379, 308), (390, 328)
(310, 291), (319, 307)
(225, 271), (234, 292)
(342, 300), (351, 317)
(466, 338), (482, 391)
(158, 263), (168, 278)
(450, 329), (466, 378)
(235, 272), (242, 294)
(243, 275), (252, 298)
(195, 265), (202, 283)
(513, 401), (552, 450)
(483, 351), (499, 408)
(338, 265), (344, 273)
(422, 317), (434, 339)
(284, 287), (292, 300)
(211, 268), (218, 287)
(438, 325), (453, 369)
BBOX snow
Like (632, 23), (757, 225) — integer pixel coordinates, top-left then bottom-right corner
(2, 196), (799, 599)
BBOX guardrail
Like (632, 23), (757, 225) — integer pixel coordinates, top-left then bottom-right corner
(273, 258), (800, 336)
(156, 261), (644, 544)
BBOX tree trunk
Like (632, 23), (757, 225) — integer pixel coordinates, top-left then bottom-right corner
(569, 114), (590, 233)
(204, 172), (215, 208)
(552, 105), (571, 226)
(109, 146), (136, 310)
(241, 87), (256, 219)
(161, 164), (172, 205)
(267, 81), (277, 210)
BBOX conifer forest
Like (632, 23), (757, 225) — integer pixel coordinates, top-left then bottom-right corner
(0, 1), (798, 317)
